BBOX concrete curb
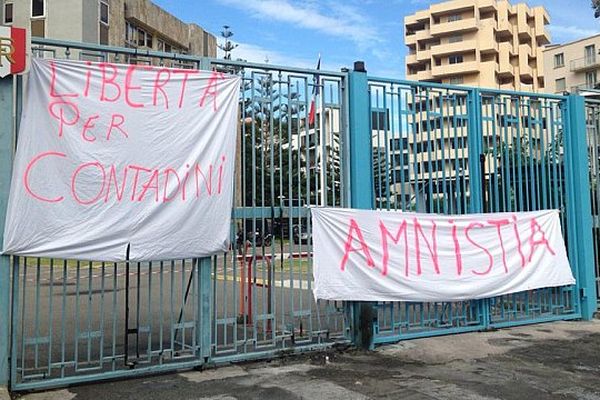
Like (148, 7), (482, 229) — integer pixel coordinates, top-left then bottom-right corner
(0, 386), (10, 400)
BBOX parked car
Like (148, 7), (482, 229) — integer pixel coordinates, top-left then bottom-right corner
(236, 226), (273, 248)
(292, 224), (311, 245)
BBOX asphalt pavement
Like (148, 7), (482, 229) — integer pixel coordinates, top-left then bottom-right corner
(10, 320), (600, 400)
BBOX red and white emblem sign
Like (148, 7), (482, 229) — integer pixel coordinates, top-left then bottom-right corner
(0, 26), (26, 78)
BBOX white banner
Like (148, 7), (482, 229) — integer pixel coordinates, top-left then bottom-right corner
(2, 58), (240, 261)
(311, 208), (575, 302)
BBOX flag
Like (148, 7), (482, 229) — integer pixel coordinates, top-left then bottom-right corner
(308, 54), (321, 127)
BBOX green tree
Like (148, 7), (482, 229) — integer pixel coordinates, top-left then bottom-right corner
(240, 76), (304, 208)
(593, 0), (600, 18)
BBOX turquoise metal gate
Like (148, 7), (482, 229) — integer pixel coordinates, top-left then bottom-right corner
(0, 40), (596, 391)
(3, 39), (348, 390)
(362, 75), (596, 343)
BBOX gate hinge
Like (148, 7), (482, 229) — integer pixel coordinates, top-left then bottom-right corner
(580, 288), (587, 299)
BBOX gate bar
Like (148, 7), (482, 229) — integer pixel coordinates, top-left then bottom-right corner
(347, 61), (376, 350)
(0, 75), (15, 387)
(567, 95), (597, 319)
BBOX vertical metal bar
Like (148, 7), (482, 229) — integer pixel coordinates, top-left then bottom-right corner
(34, 259), (40, 369)
(61, 261), (67, 377)
(99, 262), (105, 368)
(198, 258), (211, 362)
(158, 261), (164, 364)
(110, 262), (117, 372)
(47, 260), (54, 376)
(467, 88), (483, 214)
(20, 259), (27, 379)
(74, 261), (81, 370)
(347, 62), (375, 350)
(147, 261), (152, 362)
(0, 75), (15, 386)
(86, 262), (93, 363)
(566, 95), (597, 319)
(10, 258), (19, 385)
(124, 244), (131, 366)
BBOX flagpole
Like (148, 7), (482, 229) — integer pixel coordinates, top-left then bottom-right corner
(316, 54), (327, 207)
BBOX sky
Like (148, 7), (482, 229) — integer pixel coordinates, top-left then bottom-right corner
(152, 0), (600, 78)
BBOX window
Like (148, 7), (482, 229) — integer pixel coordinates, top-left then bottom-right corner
(555, 78), (566, 92)
(586, 71), (597, 88)
(31, 19), (45, 37)
(146, 33), (153, 48)
(371, 109), (389, 129)
(447, 14), (462, 22)
(554, 53), (564, 68)
(391, 169), (410, 183)
(392, 154), (410, 167)
(448, 35), (462, 43)
(125, 22), (137, 46)
(449, 55), (463, 64)
(137, 28), (145, 46)
(31, 0), (44, 17)
(4, 3), (13, 24)
(389, 137), (408, 150)
(585, 45), (596, 65)
(100, 1), (109, 25)
(449, 76), (464, 84)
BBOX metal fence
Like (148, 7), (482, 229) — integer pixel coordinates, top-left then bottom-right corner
(5, 38), (348, 390)
(585, 99), (600, 300)
(366, 78), (589, 343)
(0, 39), (596, 391)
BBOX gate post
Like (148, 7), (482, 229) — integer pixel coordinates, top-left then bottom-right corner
(566, 95), (597, 320)
(0, 76), (15, 386)
(466, 88), (492, 328)
(197, 56), (213, 363)
(347, 61), (376, 350)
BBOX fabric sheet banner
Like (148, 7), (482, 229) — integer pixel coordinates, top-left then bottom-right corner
(2, 58), (241, 261)
(311, 208), (575, 302)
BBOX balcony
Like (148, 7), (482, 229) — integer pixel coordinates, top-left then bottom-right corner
(570, 56), (600, 72)
(536, 30), (550, 46)
(497, 22), (513, 38)
(416, 48), (431, 62)
(406, 53), (418, 65)
(430, 18), (477, 36)
(517, 24), (532, 40)
(415, 28), (432, 42)
(430, 39), (476, 56)
(479, 40), (498, 54)
(407, 69), (434, 81)
(405, 33), (417, 46)
(415, 69), (434, 80)
(405, 10), (430, 26)
(480, 61), (499, 82)
(499, 42), (514, 57)
(498, 60), (514, 77)
(431, 1), (474, 16)
(432, 61), (479, 77)
(478, 0), (498, 12)
(519, 64), (533, 80)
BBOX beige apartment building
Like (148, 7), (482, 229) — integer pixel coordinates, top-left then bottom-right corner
(405, 0), (550, 91)
(544, 34), (600, 94)
(0, 0), (216, 58)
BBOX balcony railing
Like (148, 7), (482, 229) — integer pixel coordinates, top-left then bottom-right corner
(570, 56), (600, 72)
(571, 82), (600, 92)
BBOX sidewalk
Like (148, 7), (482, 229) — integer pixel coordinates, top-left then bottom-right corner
(12, 320), (600, 400)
